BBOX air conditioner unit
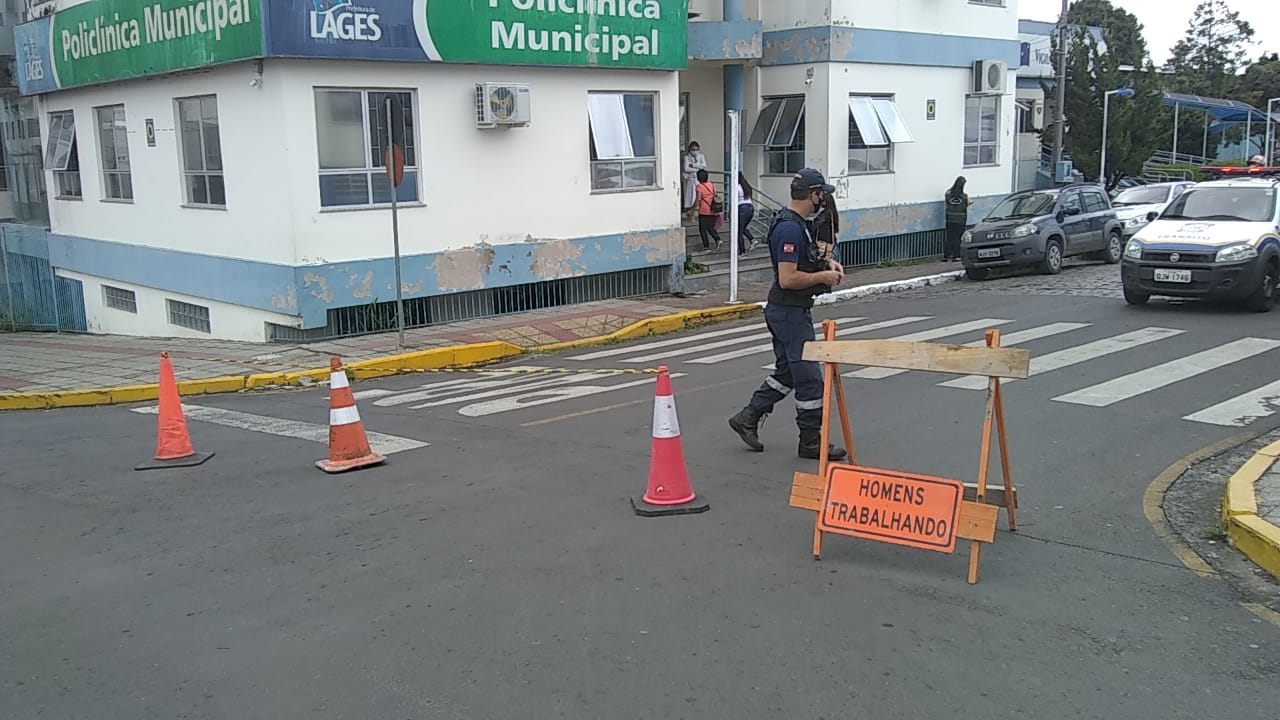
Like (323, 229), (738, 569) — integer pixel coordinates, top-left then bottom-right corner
(475, 83), (532, 129)
(973, 59), (1008, 94)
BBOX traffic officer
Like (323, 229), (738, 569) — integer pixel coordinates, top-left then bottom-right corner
(728, 168), (848, 461)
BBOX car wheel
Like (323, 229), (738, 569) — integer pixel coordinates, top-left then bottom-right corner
(965, 267), (991, 281)
(1244, 259), (1277, 313)
(1103, 231), (1123, 264)
(1039, 239), (1063, 275)
(1124, 287), (1150, 305)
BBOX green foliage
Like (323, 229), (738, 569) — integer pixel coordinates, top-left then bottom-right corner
(1066, 0), (1148, 67)
(1165, 0), (1256, 97)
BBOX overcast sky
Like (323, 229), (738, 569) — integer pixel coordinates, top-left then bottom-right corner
(1019, 0), (1279, 67)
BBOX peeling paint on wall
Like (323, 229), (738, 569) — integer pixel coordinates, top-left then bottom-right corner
(622, 227), (684, 263)
(529, 239), (587, 278)
(349, 270), (375, 299)
(852, 204), (936, 237)
(829, 28), (854, 59)
(302, 273), (333, 303)
(271, 284), (298, 312)
(431, 243), (497, 292)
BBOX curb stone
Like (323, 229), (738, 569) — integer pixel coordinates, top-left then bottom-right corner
(0, 272), (957, 411)
(1222, 438), (1280, 581)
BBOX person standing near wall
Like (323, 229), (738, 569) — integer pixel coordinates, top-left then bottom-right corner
(735, 172), (756, 257)
(728, 169), (848, 461)
(682, 142), (707, 222)
(813, 190), (840, 263)
(944, 176), (972, 262)
(695, 169), (723, 251)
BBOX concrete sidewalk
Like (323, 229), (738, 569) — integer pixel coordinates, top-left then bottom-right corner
(0, 260), (959, 408)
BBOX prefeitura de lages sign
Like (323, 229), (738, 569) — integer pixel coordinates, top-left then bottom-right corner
(14, 0), (687, 96)
(15, 0), (264, 95)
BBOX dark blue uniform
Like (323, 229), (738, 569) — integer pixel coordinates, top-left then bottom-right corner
(728, 168), (847, 460)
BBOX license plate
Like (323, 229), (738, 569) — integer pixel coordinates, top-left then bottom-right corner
(977, 248), (1001, 259)
(1154, 268), (1192, 283)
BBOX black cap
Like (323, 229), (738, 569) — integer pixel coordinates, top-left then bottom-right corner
(791, 168), (835, 194)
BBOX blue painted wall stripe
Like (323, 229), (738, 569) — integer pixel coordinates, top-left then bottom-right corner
(762, 26), (1022, 69)
(687, 20), (763, 61)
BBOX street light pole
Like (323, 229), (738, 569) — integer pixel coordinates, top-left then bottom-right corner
(1051, 0), (1071, 182)
(1267, 97), (1279, 164)
(1100, 87), (1135, 186)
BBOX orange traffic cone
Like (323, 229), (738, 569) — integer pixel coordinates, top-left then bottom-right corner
(631, 366), (709, 517)
(135, 352), (215, 471)
(316, 356), (386, 474)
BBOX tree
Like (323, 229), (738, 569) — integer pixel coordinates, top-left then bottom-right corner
(1066, 0), (1148, 68)
(1165, 0), (1256, 98)
(1060, 35), (1165, 188)
(1236, 53), (1280, 111)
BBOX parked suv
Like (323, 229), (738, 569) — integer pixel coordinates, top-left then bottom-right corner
(960, 184), (1125, 280)
(1120, 166), (1280, 312)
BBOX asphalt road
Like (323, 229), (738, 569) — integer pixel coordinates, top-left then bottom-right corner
(3, 264), (1278, 719)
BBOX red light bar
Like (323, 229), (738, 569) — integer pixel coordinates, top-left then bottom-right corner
(1201, 165), (1280, 177)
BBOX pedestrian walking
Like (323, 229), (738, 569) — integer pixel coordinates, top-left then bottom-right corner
(735, 172), (756, 257)
(728, 168), (848, 461)
(695, 169), (723, 251)
(944, 176), (972, 261)
(813, 189), (840, 262)
(682, 142), (707, 221)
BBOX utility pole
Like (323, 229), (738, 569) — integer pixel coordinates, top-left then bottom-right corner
(1050, 0), (1070, 183)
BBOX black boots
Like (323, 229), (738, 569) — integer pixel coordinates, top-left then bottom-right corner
(728, 406), (766, 452)
(798, 429), (847, 461)
(731, 408), (848, 461)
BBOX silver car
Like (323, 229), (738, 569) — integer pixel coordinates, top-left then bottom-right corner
(1112, 181), (1195, 238)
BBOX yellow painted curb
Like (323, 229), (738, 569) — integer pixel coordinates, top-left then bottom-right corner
(1220, 443), (1280, 583)
(0, 303), (758, 410)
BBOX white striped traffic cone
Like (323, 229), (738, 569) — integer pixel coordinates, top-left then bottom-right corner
(316, 356), (386, 473)
(631, 366), (710, 517)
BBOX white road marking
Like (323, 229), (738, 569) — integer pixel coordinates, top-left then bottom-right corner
(408, 373), (617, 409)
(841, 318), (1011, 378)
(706, 316), (934, 368)
(458, 373), (687, 417)
(130, 404), (429, 455)
(1053, 337), (1280, 407)
(568, 324), (763, 360)
(621, 317), (863, 364)
(939, 326), (1186, 391)
(842, 322), (1090, 380)
(1182, 378), (1280, 427)
(352, 388), (395, 400)
(371, 367), (569, 407)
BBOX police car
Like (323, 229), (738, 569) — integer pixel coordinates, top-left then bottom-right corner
(1120, 166), (1280, 312)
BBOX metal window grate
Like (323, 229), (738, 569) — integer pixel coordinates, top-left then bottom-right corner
(167, 298), (211, 333)
(267, 265), (669, 342)
(837, 229), (945, 268)
(102, 285), (137, 313)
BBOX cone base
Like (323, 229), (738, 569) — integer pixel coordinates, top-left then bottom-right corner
(631, 494), (710, 518)
(315, 452), (387, 474)
(135, 452), (215, 472)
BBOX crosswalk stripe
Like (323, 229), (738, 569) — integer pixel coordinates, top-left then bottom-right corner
(408, 372), (620, 409)
(841, 318), (1011, 378)
(621, 317), (864, 364)
(130, 404), (429, 454)
(1183, 378), (1280, 427)
(844, 322), (1089, 380)
(568, 323), (762, 361)
(1053, 337), (1280, 408)
(704, 316), (934, 368)
(939, 326), (1186, 391)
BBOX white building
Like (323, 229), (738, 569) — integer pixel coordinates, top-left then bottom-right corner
(6, 0), (1024, 342)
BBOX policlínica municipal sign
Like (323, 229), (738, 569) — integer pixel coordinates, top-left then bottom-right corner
(15, 0), (688, 95)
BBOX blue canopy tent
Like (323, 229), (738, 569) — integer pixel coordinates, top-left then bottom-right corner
(1163, 92), (1280, 162)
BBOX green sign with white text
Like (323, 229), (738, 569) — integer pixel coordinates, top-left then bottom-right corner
(420, 0), (687, 70)
(48, 0), (263, 90)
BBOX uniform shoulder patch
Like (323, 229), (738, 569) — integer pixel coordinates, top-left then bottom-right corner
(782, 242), (796, 254)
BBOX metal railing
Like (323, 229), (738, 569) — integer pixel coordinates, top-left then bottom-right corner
(0, 224), (87, 333)
(701, 169), (783, 242)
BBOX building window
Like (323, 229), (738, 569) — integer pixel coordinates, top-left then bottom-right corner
(314, 89), (418, 208)
(103, 285), (137, 313)
(748, 96), (805, 175)
(176, 95), (225, 207)
(587, 91), (658, 192)
(847, 95), (914, 174)
(964, 95), (1000, 166)
(167, 299), (211, 333)
(44, 110), (82, 199)
(94, 105), (133, 200)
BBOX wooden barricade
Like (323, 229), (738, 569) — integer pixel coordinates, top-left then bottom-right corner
(788, 319), (1029, 584)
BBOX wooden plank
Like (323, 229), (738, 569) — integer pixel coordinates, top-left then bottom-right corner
(803, 339), (1030, 379)
(962, 482), (1017, 508)
(956, 501), (998, 543)
(790, 472), (823, 511)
